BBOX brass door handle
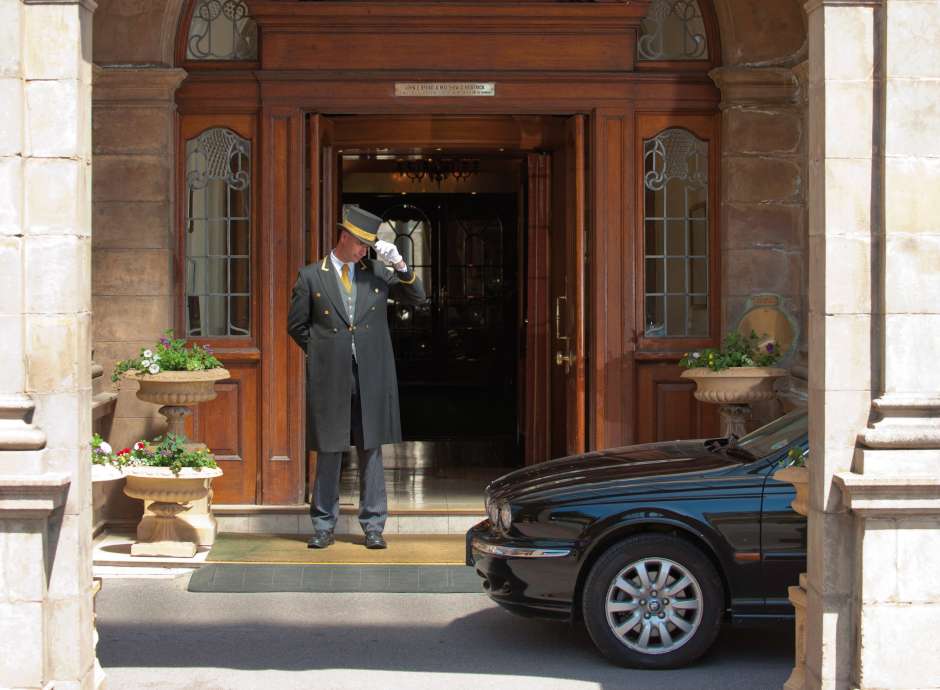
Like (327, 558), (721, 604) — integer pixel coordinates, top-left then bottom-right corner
(555, 350), (571, 372)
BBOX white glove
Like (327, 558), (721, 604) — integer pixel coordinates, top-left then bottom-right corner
(374, 239), (404, 267)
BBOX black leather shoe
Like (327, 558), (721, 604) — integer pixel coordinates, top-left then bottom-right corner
(307, 530), (334, 549)
(364, 531), (387, 549)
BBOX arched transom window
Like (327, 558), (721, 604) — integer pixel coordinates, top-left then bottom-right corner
(186, 0), (258, 61)
(638, 0), (709, 61)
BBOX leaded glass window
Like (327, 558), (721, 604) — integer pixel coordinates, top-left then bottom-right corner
(643, 128), (708, 338)
(186, 0), (258, 61)
(638, 0), (709, 61)
(185, 128), (251, 337)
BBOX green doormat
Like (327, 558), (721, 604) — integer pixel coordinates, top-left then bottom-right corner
(188, 564), (483, 593)
(207, 533), (467, 565)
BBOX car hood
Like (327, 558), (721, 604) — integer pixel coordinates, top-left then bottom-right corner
(487, 439), (750, 504)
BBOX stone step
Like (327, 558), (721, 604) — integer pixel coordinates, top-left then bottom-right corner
(214, 505), (484, 536)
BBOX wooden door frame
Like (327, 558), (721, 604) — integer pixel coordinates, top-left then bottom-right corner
(176, 71), (721, 505)
(317, 115), (564, 467)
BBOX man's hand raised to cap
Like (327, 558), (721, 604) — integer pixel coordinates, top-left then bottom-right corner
(374, 239), (406, 271)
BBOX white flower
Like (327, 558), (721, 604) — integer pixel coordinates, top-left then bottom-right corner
(141, 359), (151, 368)
(148, 364), (161, 375)
(133, 441), (145, 451)
(692, 351), (701, 358)
(143, 349), (153, 358)
(99, 441), (112, 454)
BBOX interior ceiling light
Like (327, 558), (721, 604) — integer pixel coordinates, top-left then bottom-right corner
(396, 157), (480, 186)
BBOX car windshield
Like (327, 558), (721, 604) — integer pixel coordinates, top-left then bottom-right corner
(735, 409), (808, 459)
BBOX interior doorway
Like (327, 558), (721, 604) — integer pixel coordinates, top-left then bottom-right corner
(307, 114), (587, 511)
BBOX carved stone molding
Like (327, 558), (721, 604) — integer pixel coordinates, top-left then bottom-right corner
(0, 395), (46, 451)
(834, 474), (940, 516)
(708, 66), (800, 110)
(93, 66), (188, 106)
(0, 474), (70, 518)
(860, 396), (940, 450)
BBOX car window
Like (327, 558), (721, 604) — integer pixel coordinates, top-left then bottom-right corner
(736, 409), (808, 459)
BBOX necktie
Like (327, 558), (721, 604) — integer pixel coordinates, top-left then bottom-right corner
(340, 263), (351, 293)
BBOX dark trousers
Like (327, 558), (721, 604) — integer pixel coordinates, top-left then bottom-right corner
(310, 361), (388, 533)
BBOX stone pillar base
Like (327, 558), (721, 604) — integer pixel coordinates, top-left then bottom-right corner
(783, 573), (807, 690)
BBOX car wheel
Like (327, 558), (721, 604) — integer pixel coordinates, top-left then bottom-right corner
(582, 534), (724, 669)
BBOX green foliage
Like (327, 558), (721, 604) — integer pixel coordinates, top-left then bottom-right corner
(679, 330), (782, 372)
(89, 433), (218, 476)
(782, 446), (808, 468)
(111, 330), (223, 382)
(143, 434), (218, 475)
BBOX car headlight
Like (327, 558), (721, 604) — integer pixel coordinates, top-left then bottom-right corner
(498, 501), (513, 533)
(485, 496), (499, 525)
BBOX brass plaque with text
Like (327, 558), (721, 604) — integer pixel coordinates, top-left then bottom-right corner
(394, 82), (496, 97)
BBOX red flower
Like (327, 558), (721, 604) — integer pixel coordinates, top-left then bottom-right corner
(118, 448), (131, 455)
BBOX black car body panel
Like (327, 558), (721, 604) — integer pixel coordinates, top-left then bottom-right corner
(469, 413), (808, 622)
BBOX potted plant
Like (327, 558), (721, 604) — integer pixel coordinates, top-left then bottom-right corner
(113, 330), (229, 441)
(679, 330), (787, 436)
(92, 433), (223, 557)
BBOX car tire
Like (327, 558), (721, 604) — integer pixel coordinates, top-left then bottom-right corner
(582, 534), (724, 669)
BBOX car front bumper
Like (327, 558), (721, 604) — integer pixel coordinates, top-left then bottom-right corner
(466, 519), (580, 621)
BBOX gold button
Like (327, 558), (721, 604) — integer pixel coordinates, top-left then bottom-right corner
(315, 292), (321, 298)
(373, 288), (379, 294)
(332, 327), (338, 333)
(348, 325), (356, 332)
(324, 309), (330, 315)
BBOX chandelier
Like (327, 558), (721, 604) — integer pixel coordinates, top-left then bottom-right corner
(396, 158), (480, 185)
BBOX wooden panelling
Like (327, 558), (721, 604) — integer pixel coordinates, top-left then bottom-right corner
(590, 108), (637, 450)
(637, 362), (719, 443)
(260, 107), (307, 504)
(249, 1), (648, 73)
(525, 153), (551, 464)
(333, 116), (563, 152)
(188, 362), (259, 504)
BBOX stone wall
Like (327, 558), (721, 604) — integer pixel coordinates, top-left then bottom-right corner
(91, 66), (185, 450)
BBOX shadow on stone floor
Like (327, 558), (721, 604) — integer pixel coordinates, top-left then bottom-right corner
(98, 600), (793, 690)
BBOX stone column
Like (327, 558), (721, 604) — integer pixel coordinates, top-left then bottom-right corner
(91, 65), (185, 450)
(831, 1), (940, 689)
(0, 0), (99, 687)
(803, 1), (881, 689)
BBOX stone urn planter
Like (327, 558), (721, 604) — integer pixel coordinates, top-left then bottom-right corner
(773, 465), (809, 516)
(125, 368), (229, 441)
(680, 366), (787, 436)
(123, 466), (224, 557)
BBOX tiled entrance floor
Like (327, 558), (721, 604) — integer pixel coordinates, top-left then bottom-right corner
(338, 438), (518, 512)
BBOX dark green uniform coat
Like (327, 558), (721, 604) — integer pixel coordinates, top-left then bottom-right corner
(287, 255), (426, 452)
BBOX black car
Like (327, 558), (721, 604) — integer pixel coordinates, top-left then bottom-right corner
(467, 409), (807, 669)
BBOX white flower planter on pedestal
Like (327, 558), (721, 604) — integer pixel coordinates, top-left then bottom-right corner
(123, 466), (223, 558)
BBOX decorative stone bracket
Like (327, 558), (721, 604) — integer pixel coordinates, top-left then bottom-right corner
(0, 396), (46, 451)
(0, 474), (70, 518)
(833, 475), (940, 516)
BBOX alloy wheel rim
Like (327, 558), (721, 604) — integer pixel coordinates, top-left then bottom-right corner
(604, 557), (704, 655)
